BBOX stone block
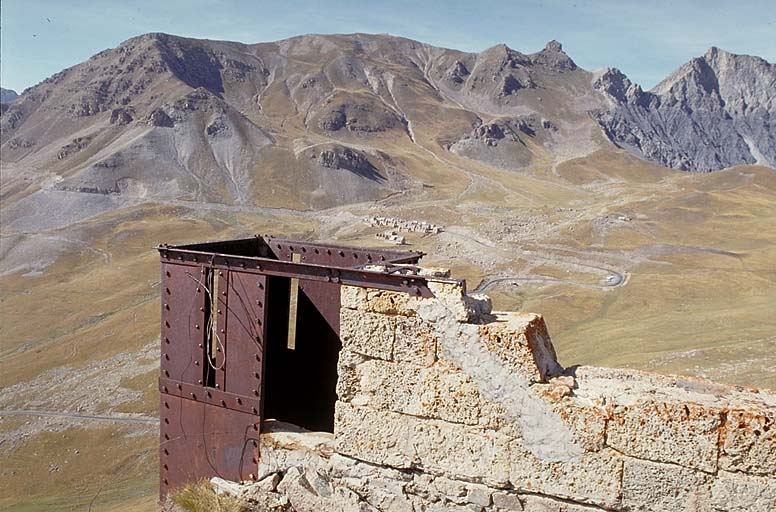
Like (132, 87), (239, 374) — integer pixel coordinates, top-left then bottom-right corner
(340, 309), (395, 360)
(427, 280), (471, 322)
(335, 402), (511, 486)
(710, 470), (776, 512)
(417, 420), (512, 486)
(477, 313), (562, 384)
(529, 386), (609, 452)
(606, 400), (722, 472)
(621, 457), (711, 512)
(492, 491), (523, 510)
(334, 401), (416, 469)
(341, 285), (419, 316)
(719, 408), (776, 476)
(395, 315), (438, 366)
(465, 483), (492, 507)
(508, 443), (622, 509)
(336, 357), (483, 425)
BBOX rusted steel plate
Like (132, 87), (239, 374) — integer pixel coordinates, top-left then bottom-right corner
(160, 395), (259, 496)
(222, 270), (267, 399)
(160, 263), (208, 385)
(159, 377), (259, 415)
(266, 237), (423, 265)
(157, 250), (437, 297)
(172, 237), (264, 257)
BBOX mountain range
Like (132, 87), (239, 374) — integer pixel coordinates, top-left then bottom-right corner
(1, 33), (773, 210)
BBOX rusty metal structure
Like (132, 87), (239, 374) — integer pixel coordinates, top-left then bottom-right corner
(157, 235), (431, 497)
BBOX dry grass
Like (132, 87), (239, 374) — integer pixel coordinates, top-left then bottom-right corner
(170, 481), (242, 512)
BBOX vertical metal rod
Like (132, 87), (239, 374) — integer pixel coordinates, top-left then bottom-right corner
(287, 253), (301, 350)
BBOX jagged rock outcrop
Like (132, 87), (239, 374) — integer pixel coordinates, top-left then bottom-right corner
(315, 146), (382, 179)
(449, 116), (557, 170)
(593, 48), (776, 171)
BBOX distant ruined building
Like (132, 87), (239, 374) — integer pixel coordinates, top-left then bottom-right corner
(159, 236), (776, 512)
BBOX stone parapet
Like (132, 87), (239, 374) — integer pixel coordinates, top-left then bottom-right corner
(215, 274), (776, 512)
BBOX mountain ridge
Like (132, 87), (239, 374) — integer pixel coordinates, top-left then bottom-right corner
(1, 32), (773, 210)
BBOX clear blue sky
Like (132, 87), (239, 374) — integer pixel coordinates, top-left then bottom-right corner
(1, 0), (774, 93)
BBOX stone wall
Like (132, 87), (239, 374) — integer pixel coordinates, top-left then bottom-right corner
(216, 274), (776, 512)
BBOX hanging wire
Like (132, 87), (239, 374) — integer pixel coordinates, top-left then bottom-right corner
(184, 268), (226, 371)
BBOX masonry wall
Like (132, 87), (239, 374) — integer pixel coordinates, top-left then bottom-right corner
(224, 275), (776, 512)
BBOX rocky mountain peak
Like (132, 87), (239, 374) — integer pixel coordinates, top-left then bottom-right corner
(594, 48), (774, 171)
(533, 40), (577, 70)
(592, 68), (643, 104)
(544, 40), (564, 53)
(0, 88), (18, 104)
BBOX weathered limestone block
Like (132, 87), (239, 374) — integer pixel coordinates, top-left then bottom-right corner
(710, 470), (776, 512)
(412, 419), (512, 486)
(621, 458), (712, 512)
(341, 285), (419, 316)
(330, 455), (415, 512)
(606, 400), (722, 472)
(336, 356), (483, 425)
(508, 442), (623, 508)
(529, 385), (609, 452)
(427, 280), (472, 322)
(340, 308), (395, 360)
(334, 401), (416, 468)
(335, 401), (511, 486)
(395, 314), (438, 366)
(476, 313), (562, 383)
(719, 408), (776, 476)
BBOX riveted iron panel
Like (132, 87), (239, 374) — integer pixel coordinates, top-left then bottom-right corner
(159, 377), (260, 415)
(222, 270), (267, 399)
(160, 394), (259, 496)
(160, 263), (208, 385)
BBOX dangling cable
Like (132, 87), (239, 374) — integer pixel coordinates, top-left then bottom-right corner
(184, 268), (226, 371)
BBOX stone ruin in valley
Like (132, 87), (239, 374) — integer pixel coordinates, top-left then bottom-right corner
(158, 236), (775, 512)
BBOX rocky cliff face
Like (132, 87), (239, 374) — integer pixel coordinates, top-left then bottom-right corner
(593, 48), (776, 171)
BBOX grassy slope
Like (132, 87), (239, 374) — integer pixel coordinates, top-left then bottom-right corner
(1, 150), (775, 510)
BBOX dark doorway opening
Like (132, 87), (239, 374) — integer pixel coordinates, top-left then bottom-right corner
(262, 275), (342, 432)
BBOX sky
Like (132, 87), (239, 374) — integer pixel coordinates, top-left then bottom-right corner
(1, 0), (774, 93)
